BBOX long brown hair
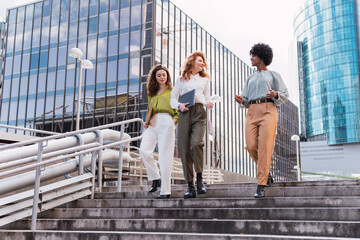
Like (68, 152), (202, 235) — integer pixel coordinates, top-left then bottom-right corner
(181, 51), (209, 81)
(147, 64), (172, 97)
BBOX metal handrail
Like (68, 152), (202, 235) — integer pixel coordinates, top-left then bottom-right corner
(291, 169), (360, 180)
(0, 118), (144, 230)
(0, 124), (60, 135)
(0, 118), (144, 151)
(0, 136), (142, 179)
(0, 118), (144, 191)
(0, 142), (100, 171)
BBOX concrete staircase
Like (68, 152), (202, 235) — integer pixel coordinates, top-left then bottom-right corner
(1, 180), (360, 239)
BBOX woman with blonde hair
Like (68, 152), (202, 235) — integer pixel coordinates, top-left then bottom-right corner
(140, 64), (178, 199)
(170, 51), (213, 199)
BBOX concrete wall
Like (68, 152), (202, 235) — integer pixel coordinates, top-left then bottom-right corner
(219, 169), (257, 183)
(300, 141), (360, 179)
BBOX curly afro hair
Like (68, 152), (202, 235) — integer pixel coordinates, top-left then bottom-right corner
(249, 43), (273, 66)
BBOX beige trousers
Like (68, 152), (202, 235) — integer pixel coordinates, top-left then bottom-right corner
(245, 102), (278, 185)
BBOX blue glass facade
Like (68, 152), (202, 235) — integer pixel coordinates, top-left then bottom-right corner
(0, 0), (151, 134)
(294, 0), (360, 145)
(0, 22), (5, 86)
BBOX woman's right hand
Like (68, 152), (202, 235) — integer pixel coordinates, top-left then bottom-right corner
(144, 123), (149, 128)
(235, 95), (245, 104)
(178, 103), (189, 112)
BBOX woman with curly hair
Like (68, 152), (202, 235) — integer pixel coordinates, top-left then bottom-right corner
(235, 43), (289, 198)
(170, 51), (214, 199)
(140, 64), (178, 199)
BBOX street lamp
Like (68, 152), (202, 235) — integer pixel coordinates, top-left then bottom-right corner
(69, 48), (93, 131)
(291, 134), (301, 181)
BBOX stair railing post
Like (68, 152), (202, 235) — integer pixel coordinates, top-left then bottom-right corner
(92, 130), (101, 195)
(75, 134), (84, 175)
(140, 160), (143, 186)
(97, 131), (104, 192)
(31, 141), (44, 231)
(90, 151), (96, 199)
(117, 124), (125, 192)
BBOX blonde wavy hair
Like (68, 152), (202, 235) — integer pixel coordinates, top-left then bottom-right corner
(181, 51), (209, 81)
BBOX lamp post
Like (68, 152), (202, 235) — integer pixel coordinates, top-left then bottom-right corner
(291, 134), (301, 181)
(69, 48), (93, 131)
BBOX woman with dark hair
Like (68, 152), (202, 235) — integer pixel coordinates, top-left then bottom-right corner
(170, 51), (214, 199)
(140, 64), (178, 199)
(235, 43), (289, 198)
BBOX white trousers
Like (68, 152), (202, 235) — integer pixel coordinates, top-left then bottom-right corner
(139, 113), (175, 195)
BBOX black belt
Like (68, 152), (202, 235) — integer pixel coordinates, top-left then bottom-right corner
(249, 98), (274, 104)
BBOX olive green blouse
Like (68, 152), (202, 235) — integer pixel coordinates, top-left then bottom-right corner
(147, 88), (179, 123)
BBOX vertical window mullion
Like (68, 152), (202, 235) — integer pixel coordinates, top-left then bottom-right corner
(91, 0), (99, 126)
(103, 0), (110, 125)
(125, 0), (132, 120)
(33, 2), (44, 131)
(136, 0), (144, 135)
(24, 5), (36, 131)
(115, 0), (121, 123)
(5, 9), (18, 128)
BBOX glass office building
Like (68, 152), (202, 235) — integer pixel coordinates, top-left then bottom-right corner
(294, 0), (360, 145)
(0, 0), (298, 179)
(273, 100), (299, 181)
(0, 22), (5, 91)
(1, 0), (152, 135)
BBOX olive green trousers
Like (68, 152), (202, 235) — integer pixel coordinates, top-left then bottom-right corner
(177, 103), (206, 183)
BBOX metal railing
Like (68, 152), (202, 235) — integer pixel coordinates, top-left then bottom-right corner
(0, 123), (60, 136)
(119, 146), (224, 186)
(291, 170), (360, 180)
(0, 118), (144, 230)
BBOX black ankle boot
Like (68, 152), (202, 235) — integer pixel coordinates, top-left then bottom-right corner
(254, 185), (266, 198)
(156, 194), (170, 199)
(184, 181), (197, 199)
(266, 172), (274, 187)
(196, 172), (207, 194)
(149, 179), (161, 193)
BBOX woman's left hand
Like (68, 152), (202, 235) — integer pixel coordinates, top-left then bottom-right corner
(266, 89), (278, 99)
(206, 102), (214, 109)
(173, 118), (177, 125)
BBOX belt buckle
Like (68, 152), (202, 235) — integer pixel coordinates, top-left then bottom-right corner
(256, 99), (261, 104)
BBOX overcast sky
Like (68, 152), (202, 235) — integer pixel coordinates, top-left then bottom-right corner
(1, 0), (304, 105)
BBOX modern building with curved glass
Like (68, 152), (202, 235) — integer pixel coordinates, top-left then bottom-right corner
(294, 0), (360, 145)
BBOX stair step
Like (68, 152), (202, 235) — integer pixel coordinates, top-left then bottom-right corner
(37, 207), (360, 221)
(66, 196), (360, 208)
(1, 230), (356, 240)
(117, 179), (360, 190)
(2, 180), (360, 239)
(95, 185), (360, 199)
(5, 219), (360, 238)
(105, 179), (360, 192)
